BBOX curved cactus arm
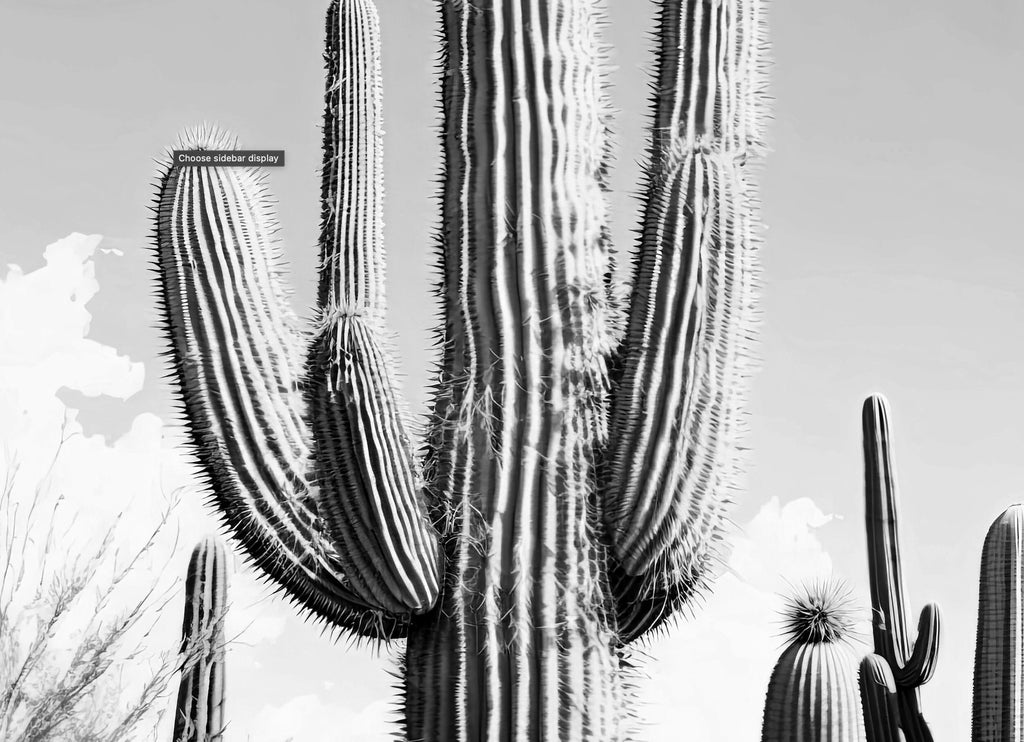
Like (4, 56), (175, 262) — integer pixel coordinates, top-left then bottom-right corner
(602, 0), (767, 636)
(305, 0), (441, 616)
(892, 603), (940, 688)
(972, 504), (1024, 742)
(174, 537), (227, 742)
(307, 315), (441, 613)
(153, 129), (406, 639)
(862, 394), (937, 742)
(860, 654), (904, 742)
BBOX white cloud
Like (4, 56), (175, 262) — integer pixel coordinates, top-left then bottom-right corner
(0, 234), (214, 727)
(244, 696), (395, 742)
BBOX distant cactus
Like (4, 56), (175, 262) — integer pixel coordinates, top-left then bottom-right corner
(859, 654), (904, 742)
(862, 395), (941, 742)
(173, 537), (227, 742)
(152, 0), (766, 737)
(761, 582), (866, 742)
(972, 504), (1024, 742)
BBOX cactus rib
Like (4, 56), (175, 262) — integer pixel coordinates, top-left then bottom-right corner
(174, 537), (228, 742)
(862, 395), (941, 741)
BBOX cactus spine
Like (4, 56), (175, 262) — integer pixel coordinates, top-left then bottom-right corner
(173, 537), (228, 742)
(152, 0), (766, 738)
(972, 505), (1024, 741)
(761, 583), (866, 742)
(862, 395), (941, 742)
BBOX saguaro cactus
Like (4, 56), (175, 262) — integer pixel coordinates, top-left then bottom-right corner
(972, 504), (1024, 742)
(173, 536), (228, 742)
(152, 0), (766, 738)
(761, 582), (866, 742)
(862, 395), (941, 742)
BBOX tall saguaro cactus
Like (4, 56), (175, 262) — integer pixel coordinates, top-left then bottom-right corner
(173, 537), (228, 742)
(862, 396), (941, 742)
(152, 0), (766, 738)
(972, 504), (1024, 742)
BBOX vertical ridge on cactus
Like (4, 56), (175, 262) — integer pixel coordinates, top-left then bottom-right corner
(971, 504), (1024, 742)
(862, 395), (941, 742)
(173, 537), (228, 742)
(761, 582), (866, 742)
(151, 0), (767, 737)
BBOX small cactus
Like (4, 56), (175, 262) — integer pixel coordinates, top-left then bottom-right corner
(972, 504), (1024, 742)
(761, 581), (866, 742)
(862, 395), (941, 742)
(173, 536), (228, 742)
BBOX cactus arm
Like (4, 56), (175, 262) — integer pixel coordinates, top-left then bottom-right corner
(892, 603), (940, 688)
(860, 654), (904, 742)
(153, 130), (406, 639)
(602, 0), (766, 637)
(971, 504), (1024, 742)
(305, 0), (441, 616)
(862, 394), (938, 742)
(173, 537), (227, 742)
(317, 0), (388, 317)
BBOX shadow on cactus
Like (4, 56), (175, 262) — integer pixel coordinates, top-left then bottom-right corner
(151, 0), (767, 737)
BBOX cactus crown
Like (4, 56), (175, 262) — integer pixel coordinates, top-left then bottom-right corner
(781, 580), (857, 645)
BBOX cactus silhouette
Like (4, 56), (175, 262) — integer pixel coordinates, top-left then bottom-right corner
(152, 0), (766, 737)
(972, 504), (1024, 742)
(761, 582), (866, 742)
(173, 537), (228, 742)
(862, 395), (941, 742)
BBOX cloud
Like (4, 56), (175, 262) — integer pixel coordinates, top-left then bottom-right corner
(0, 234), (258, 722)
(244, 696), (396, 742)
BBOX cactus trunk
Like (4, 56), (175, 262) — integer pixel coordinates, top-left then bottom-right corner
(403, 3), (622, 739)
(173, 537), (227, 742)
(152, 0), (767, 739)
(972, 505), (1024, 741)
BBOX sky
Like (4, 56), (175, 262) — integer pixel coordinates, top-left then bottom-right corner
(1, 0), (1022, 739)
